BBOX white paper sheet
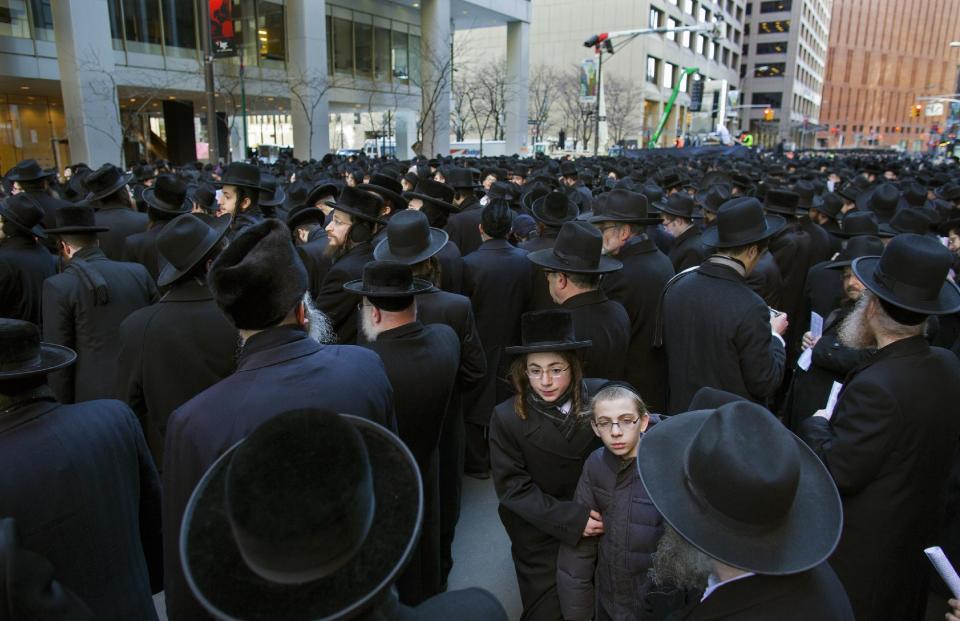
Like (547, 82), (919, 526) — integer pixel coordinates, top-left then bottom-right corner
(810, 312), (824, 338)
(926, 546), (960, 599)
(797, 348), (813, 371)
(823, 381), (843, 420)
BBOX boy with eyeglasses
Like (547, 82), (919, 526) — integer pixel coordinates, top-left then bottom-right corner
(556, 382), (665, 621)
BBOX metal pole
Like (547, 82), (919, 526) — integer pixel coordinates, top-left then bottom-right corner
(201, 0), (218, 165)
(240, 54), (248, 161)
(594, 47), (602, 156)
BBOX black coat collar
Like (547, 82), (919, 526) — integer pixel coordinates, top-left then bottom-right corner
(376, 320), (424, 341)
(160, 278), (214, 303)
(238, 326), (318, 371)
(618, 236), (658, 258)
(561, 288), (609, 309)
(846, 334), (929, 381)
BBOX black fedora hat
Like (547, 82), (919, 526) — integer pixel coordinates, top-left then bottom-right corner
(637, 400), (842, 575)
(764, 188), (801, 217)
(358, 173), (408, 211)
(328, 185), (386, 225)
(403, 179), (457, 213)
(373, 209), (448, 265)
(181, 409), (423, 621)
(83, 164), (134, 201)
(812, 192), (844, 221)
(852, 233), (960, 315)
(695, 184), (732, 215)
(934, 182), (960, 202)
(45, 204), (110, 234)
(5, 159), (55, 183)
(445, 167), (479, 190)
(258, 173), (287, 208)
(0, 194), (47, 238)
(834, 211), (887, 238)
(866, 183), (900, 222)
(131, 164), (156, 183)
(825, 235), (885, 269)
(527, 220), (623, 274)
(343, 260), (432, 297)
(485, 181), (520, 205)
(0, 318), (76, 380)
(654, 192), (701, 220)
(521, 182), (551, 213)
(285, 204), (326, 230)
(531, 191), (578, 226)
(142, 174), (192, 215)
(157, 213), (231, 287)
(589, 189), (659, 225)
(504, 309), (592, 355)
(793, 179), (817, 209)
(214, 162), (265, 191)
(305, 180), (343, 207)
(188, 183), (217, 212)
(878, 208), (934, 236)
(701, 197), (785, 248)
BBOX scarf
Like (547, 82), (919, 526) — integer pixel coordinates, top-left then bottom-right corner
(65, 258), (109, 306)
(524, 379), (586, 441)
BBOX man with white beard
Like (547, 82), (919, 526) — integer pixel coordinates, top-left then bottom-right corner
(800, 234), (960, 621)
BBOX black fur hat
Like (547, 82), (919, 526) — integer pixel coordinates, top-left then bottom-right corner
(208, 220), (308, 330)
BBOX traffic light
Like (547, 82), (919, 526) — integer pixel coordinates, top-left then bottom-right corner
(911, 104), (922, 118)
(690, 80), (705, 112)
(763, 107), (774, 122)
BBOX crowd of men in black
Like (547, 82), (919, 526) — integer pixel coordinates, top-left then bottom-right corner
(1, 145), (960, 621)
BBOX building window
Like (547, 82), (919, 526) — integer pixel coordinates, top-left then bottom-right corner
(760, 0), (791, 11)
(679, 69), (689, 92)
(161, 0), (198, 58)
(374, 25), (391, 81)
(756, 41), (787, 54)
(744, 23), (750, 35)
(120, 0), (163, 54)
(740, 63), (746, 78)
(0, 0), (30, 38)
(409, 33), (421, 85)
(257, 0), (285, 64)
(29, 0), (54, 40)
(706, 39), (715, 60)
(666, 17), (677, 41)
(683, 0), (694, 14)
(754, 62), (785, 77)
(649, 6), (663, 27)
(333, 16), (353, 74)
(391, 30), (409, 81)
(751, 92), (783, 108)
(646, 55), (659, 84)
(354, 19), (373, 78)
(759, 20), (790, 33)
(681, 30), (690, 47)
(663, 62), (675, 88)
(746, 2), (752, 14)
(695, 34), (704, 54)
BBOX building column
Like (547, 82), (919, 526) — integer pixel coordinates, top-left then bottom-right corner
(504, 20), (530, 155)
(395, 108), (418, 160)
(52, 0), (123, 167)
(419, 0), (451, 157)
(287, 0), (330, 161)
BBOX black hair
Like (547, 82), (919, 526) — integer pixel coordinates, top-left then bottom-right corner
(566, 272), (602, 289)
(367, 295), (414, 313)
(480, 200), (513, 239)
(720, 237), (769, 257)
(59, 233), (98, 249)
(235, 185), (260, 214)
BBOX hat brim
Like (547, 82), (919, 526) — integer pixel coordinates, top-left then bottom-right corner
(260, 187), (287, 208)
(700, 215), (786, 248)
(182, 415), (423, 621)
(651, 202), (704, 220)
(402, 192), (460, 213)
(852, 255), (960, 315)
(357, 184), (409, 212)
(157, 216), (232, 288)
(213, 178), (268, 192)
(530, 198), (579, 227)
(45, 224), (110, 234)
(142, 187), (193, 215)
(527, 248), (623, 274)
(6, 168), (57, 182)
(305, 184), (342, 207)
(0, 203), (47, 239)
(84, 172), (135, 202)
(587, 213), (661, 226)
(636, 410), (843, 575)
(328, 202), (387, 226)
(286, 207), (326, 231)
(0, 343), (77, 380)
(342, 277), (434, 297)
(504, 339), (593, 355)
(373, 229), (449, 265)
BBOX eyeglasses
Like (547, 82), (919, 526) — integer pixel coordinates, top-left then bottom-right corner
(592, 415), (643, 432)
(526, 366), (569, 380)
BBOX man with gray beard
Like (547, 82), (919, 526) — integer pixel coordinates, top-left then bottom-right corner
(800, 234), (960, 621)
(638, 397), (853, 620)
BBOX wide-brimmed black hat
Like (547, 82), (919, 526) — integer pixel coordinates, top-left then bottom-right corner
(305, 181), (343, 207)
(485, 181), (520, 205)
(5, 159), (55, 183)
(188, 183), (217, 212)
(286, 204), (326, 231)
(637, 400), (842, 575)
(655, 169), (684, 191)
(84, 164), (134, 201)
(852, 233), (960, 315)
(531, 191), (578, 226)
(695, 185), (732, 215)
(0, 195), (46, 238)
(0, 318), (76, 380)
(654, 193), (701, 220)
(866, 183), (900, 222)
(878, 208), (934, 237)
(559, 161), (579, 178)
(825, 235), (885, 269)
(182, 409), (422, 621)
(521, 183), (551, 213)
(528, 220), (622, 274)
(444, 167), (479, 190)
(504, 309), (592, 355)
(45, 204), (110, 234)
(214, 162), (265, 192)
(588, 189), (660, 226)
(701, 197), (785, 248)
(208, 220), (308, 330)
(258, 173), (287, 208)
(935, 182), (960, 202)
(131, 164), (157, 183)
(812, 192), (844, 221)
(358, 173), (408, 211)
(834, 211), (886, 238)
(157, 213), (231, 287)
(373, 209), (448, 265)
(793, 179), (817, 209)
(403, 179), (457, 213)
(142, 174), (192, 215)
(764, 188), (801, 217)
(343, 260), (432, 297)
(328, 185), (386, 225)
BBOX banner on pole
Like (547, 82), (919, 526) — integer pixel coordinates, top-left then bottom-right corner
(210, 0), (237, 58)
(579, 59), (598, 105)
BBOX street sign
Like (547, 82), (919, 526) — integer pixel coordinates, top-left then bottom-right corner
(926, 102), (945, 117)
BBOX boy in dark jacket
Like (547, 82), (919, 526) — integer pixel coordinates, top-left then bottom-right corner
(557, 382), (664, 621)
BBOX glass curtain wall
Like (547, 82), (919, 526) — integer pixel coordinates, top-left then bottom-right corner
(326, 5), (420, 85)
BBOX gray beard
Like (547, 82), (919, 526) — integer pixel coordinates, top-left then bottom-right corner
(303, 294), (336, 344)
(360, 307), (379, 343)
(649, 524), (713, 591)
(838, 293), (875, 349)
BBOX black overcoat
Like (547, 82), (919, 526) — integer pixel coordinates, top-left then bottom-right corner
(115, 278), (238, 464)
(122, 222), (168, 282)
(489, 378), (605, 621)
(744, 250), (783, 308)
(363, 321), (460, 605)
(94, 200), (148, 260)
(601, 236), (675, 412)
(296, 234), (332, 301)
(0, 397), (162, 621)
(521, 230), (561, 312)
(314, 240), (375, 344)
(0, 235), (56, 325)
(22, 190), (70, 252)
(661, 259), (786, 413)
(800, 336), (960, 621)
(560, 289), (630, 382)
(41, 248), (158, 403)
(667, 225), (706, 272)
(768, 224), (813, 356)
(798, 216), (834, 267)
(444, 197), (483, 257)
(462, 238), (534, 425)
(436, 239), (463, 294)
(162, 325), (396, 621)
(803, 260), (843, 319)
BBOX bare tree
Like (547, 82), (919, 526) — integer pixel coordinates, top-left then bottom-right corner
(451, 69), (472, 142)
(473, 58), (510, 142)
(528, 64), (560, 145)
(604, 75), (643, 146)
(288, 68), (332, 161)
(413, 37), (453, 155)
(554, 65), (593, 151)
